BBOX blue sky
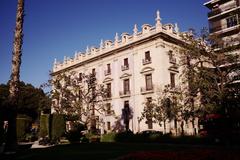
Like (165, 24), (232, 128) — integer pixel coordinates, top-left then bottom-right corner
(0, 0), (209, 89)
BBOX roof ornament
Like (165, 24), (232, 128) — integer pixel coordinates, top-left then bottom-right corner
(86, 46), (90, 54)
(54, 58), (57, 65)
(174, 23), (179, 33)
(115, 33), (119, 47)
(74, 51), (78, 59)
(155, 10), (162, 31)
(115, 33), (119, 42)
(64, 56), (67, 64)
(100, 39), (104, 49)
(133, 24), (138, 36)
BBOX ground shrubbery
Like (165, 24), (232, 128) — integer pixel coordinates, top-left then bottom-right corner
(101, 131), (211, 144)
(51, 114), (65, 143)
(66, 122), (86, 143)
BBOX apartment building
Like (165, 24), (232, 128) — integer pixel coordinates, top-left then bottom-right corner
(204, 0), (240, 42)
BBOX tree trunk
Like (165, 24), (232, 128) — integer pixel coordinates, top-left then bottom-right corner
(90, 104), (96, 134)
(5, 0), (24, 153)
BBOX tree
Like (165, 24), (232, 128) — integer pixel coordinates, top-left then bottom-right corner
(5, 0), (24, 152)
(179, 28), (240, 121)
(140, 85), (183, 135)
(50, 71), (110, 133)
(0, 82), (51, 120)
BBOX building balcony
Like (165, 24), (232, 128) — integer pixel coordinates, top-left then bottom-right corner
(119, 90), (131, 98)
(169, 85), (181, 93)
(169, 57), (176, 64)
(104, 70), (111, 76)
(208, 2), (238, 19)
(121, 65), (129, 71)
(142, 57), (152, 65)
(140, 85), (154, 94)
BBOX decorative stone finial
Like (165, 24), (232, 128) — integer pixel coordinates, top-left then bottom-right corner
(74, 51), (78, 59)
(100, 39), (104, 49)
(115, 33), (119, 42)
(54, 58), (57, 64)
(115, 33), (119, 47)
(174, 23), (179, 33)
(155, 10), (162, 30)
(133, 24), (138, 36)
(64, 56), (67, 64)
(86, 46), (89, 54)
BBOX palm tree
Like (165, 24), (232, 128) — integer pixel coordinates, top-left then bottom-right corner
(5, 0), (24, 153)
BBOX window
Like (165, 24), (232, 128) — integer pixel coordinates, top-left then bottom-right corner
(79, 73), (82, 82)
(145, 74), (153, 90)
(107, 64), (111, 73)
(170, 73), (175, 88)
(106, 83), (111, 98)
(124, 58), (129, 67)
(92, 68), (96, 75)
(226, 15), (238, 28)
(107, 122), (111, 130)
(123, 79), (130, 94)
(106, 103), (111, 115)
(145, 51), (151, 61)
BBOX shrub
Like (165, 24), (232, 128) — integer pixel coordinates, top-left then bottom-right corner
(16, 115), (32, 142)
(51, 114), (65, 142)
(115, 131), (135, 142)
(66, 122), (86, 143)
(39, 114), (50, 138)
(101, 133), (116, 142)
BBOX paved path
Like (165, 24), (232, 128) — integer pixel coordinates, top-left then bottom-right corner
(31, 141), (54, 149)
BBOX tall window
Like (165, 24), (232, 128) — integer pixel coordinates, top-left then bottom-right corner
(170, 73), (175, 88)
(79, 72), (82, 82)
(107, 122), (111, 130)
(226, 15), (238, 28)
(123, 79), (130, 94)
(106, 103), (111, 115)
(145, 74), (153, 90)
(107, 63), (111, 73)
(92, 68), (96, 75)
(124, 58), (129, 67)
(106, 83), (111, 98)
(145, 51), (151, 61)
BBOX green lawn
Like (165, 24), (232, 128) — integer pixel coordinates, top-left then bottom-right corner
(1, 143), (240, 160)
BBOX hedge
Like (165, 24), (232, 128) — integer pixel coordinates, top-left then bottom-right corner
(51, 114), (65, 141)
(39, 114), (50, 138)
(16, 116), (32, 142)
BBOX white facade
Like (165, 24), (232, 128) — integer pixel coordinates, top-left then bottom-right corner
(52, 11), (197, 135)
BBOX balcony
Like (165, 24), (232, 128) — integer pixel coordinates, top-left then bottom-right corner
(169, 85), (181, 93)
(169, 57), (176, 64)
(142, 57), (152, 65)
(119, 90), (131, 98)
(104, 70), (111, 76)
(121, 65), (129, 71)
(208, 1), (237, 18)
(140, 85), (154, 94)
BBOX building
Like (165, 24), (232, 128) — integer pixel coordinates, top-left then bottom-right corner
(204, 0), (240, 43)
(51, 11), (197, 135)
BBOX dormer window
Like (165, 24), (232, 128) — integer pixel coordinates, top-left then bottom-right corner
(142, 24), (151, 34)
(105, 40), (112, 48)
(121, 33), (129, 43)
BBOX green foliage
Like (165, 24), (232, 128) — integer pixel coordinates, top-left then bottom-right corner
(40, 114), (50, 138)
(16, 115), (32, 142)
(66, 122), (86, 143)
(101, 133), (116, 142)
(51, 114), (65, 141)
(0, 82), (51, 120)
